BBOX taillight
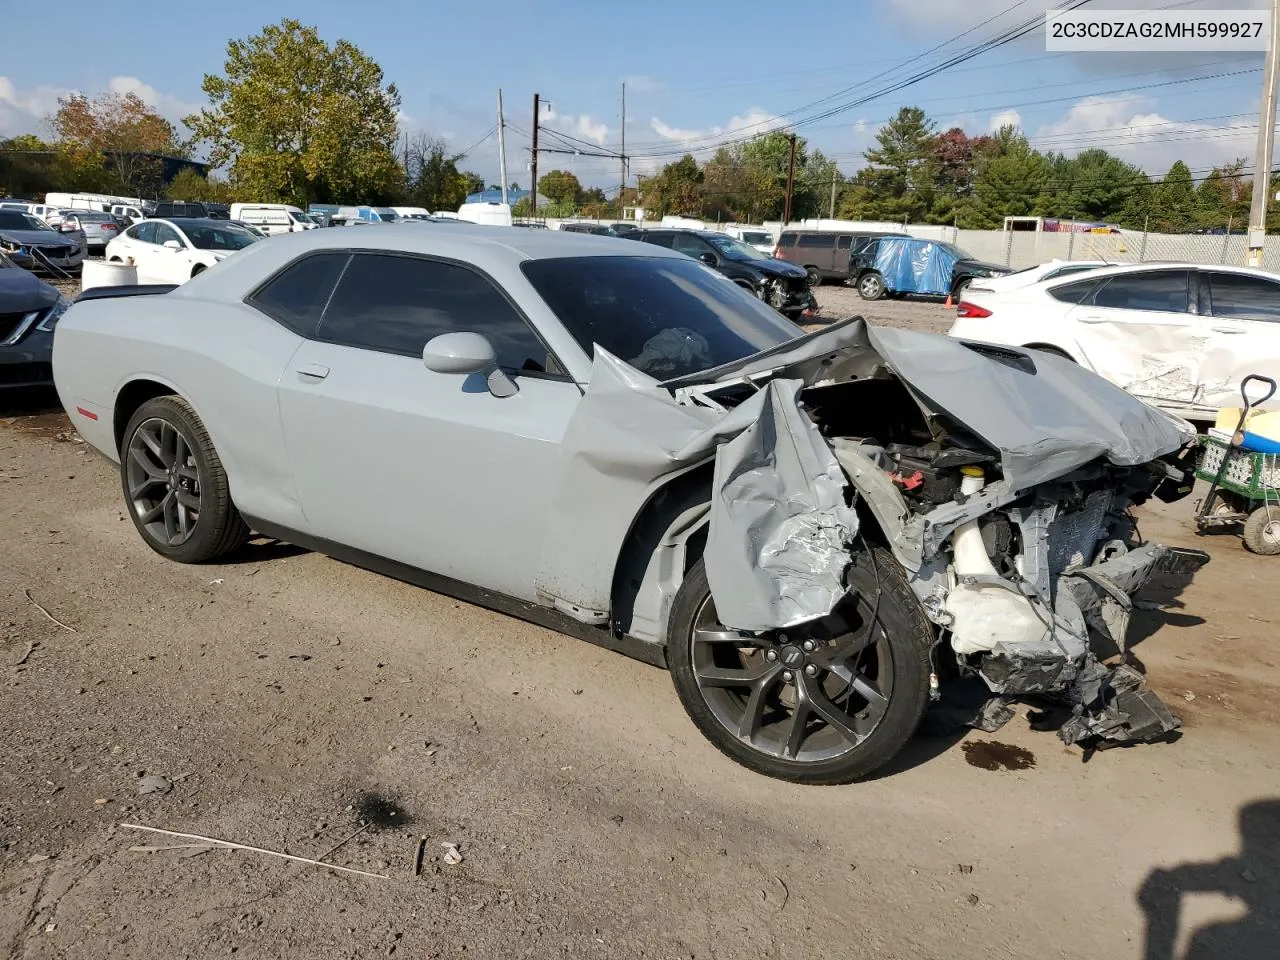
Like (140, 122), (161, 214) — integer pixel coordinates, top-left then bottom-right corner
(102, 223), (117, 231)
(955, 301), (991, 319)
(775, 248), (790, 260)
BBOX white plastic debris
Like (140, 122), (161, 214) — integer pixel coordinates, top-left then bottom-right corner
(441, 842), (463, 865)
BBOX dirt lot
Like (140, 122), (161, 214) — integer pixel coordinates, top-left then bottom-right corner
(1, 289), (1278, 959)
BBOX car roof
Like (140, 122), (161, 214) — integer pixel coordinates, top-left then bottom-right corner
(1040, 260), (1280, 284)
(153, 217), (240, 228)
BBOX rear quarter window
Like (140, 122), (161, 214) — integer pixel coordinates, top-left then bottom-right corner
(246, 252), (351, 337)
(1048, 277), (1101, 304)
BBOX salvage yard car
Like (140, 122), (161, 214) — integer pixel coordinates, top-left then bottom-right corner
(852, 236), (1008, 301)
(639, 228), (817, 320)
(105, 217), (260, 283)
(0, 209), (86, 275)
(0, 251), (68, 389)
(949, 262), (1280, 422)
(52, 226), (1206, 783)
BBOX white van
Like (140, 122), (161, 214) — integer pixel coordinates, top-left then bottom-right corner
(229, 203), (317, 235)
(456, 202), (512, 227)
(390, 206), (434, 220)
(0, 202), (60, 224)
(110, 204), (146, 224)
(723, 224), (777, 254)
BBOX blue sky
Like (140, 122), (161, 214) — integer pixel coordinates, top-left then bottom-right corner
(1, 0), (1271, 190)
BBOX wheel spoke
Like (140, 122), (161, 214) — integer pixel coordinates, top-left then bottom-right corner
(736, 668), (783, 742)
(694, 627), (751, 644)
(139, 489), (173, 525)
(129, 475), (165, 498)
(800, 674), (871, 747)
(129, 446), (166, 480)
(162, 489), (179, 543)
(781, 701), (812, 759)
(175, 488), (200, 510)
(138, 425), (163, 460)
(697, 659), (777, 688)
(176, 498), (192, 539)
(177, 463), (198, 481)
(813, 625), (877, 667)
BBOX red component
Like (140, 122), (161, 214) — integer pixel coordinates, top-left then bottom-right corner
(775, 248), (790, 260)
(101, 223), (117, 231)
(75, 406), (98, 421)
(955, 301), (991, 319)
(889, 470), (925, 491)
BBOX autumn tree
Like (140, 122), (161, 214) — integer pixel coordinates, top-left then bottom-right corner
(50, 92), (183, 196)
(166, 166), (234, 202)
(186, 18), (402, 205)
(401, 133), (483, 211)
(638, 155), (703, 216)
(960, 126), (1050, 227)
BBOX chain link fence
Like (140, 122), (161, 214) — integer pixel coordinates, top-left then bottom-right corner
(951, 227), (1276, 272)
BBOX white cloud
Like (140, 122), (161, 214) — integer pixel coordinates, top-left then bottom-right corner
(543, 105), (609, 145)
(621, 75), (663, 94)
(989, 109), (1022, 132)
(105, 76), (199, 126)
(1034, 95), (1256, 175)
(0, 75), (199, 138)
(648, 107), (783, 148)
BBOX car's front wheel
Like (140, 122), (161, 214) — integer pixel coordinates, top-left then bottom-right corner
(858, 272), (885, 300)
(804, 266), (822, 287)
(120, 396), (249, 563)
(668, 549), (933, 784)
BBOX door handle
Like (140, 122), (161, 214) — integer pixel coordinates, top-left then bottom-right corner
(1076, 316), (1109, 324)
(1211, 325), (1246, 334)
(296, 363), (330, 381)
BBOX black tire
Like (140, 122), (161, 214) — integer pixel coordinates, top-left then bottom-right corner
(191, 264), (206, 278)
(858, 272), (885, 301)
(952, 278), (971, 300)
(120, 395), (249, 563)
(1243, 507), (1280, 555)
(804, 266), (822, 288)
(668, 549), (933, 784)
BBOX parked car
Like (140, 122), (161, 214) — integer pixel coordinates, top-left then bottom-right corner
(0, 201), (61, 224)
(850, 236), (1008, 300)
(967, 259), (1111, 296)
(56, 209), (122, 254)
(105, 217), (260, 283)
(150, 201), (227, 220)
(230, 203), (318, 235)
(609, 222), (641, 237)
(722, 225), (776, 254)
(110, 203), (148, 226)
(949, 262), (1280, 421)
(228, 220), (270, 238)
(0, 251), (68, 389)
(51, 226), (1206, 782)
(560, 222), (619, 236)
(776, 230), (908, 287)
(0, 209), (86, 275)
(639, 228), (816, 320)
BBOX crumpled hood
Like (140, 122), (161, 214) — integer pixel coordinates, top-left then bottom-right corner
(752, 258), (807, 280)
(0, 229), (76, 248)
(0, 267), (58, 313)
(957, 258), (1009, 276)
(663, 317), (1190, 491)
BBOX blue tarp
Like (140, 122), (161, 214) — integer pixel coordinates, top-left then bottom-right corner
(874, 237), (957, 296)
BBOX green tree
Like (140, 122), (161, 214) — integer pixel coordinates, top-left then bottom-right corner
(166, 166), (234, 202)
(538, 169), (582, 206)
(1195, 159), (1250, 231)
(960, 126), (1049, 228)
(1149, 160), (1197, 232)
(1040, 148), (1146, 224)
(404, 133), (468, 211)
(186, 18), (402, 205)
(638, 155), (703, 216)
(855, 107), (939, 222)
(0, 135), (85, 197)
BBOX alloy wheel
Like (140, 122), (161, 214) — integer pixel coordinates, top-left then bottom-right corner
(125, 417), (202, 546)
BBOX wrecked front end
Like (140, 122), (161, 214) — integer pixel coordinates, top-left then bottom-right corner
(755, 273), (816, 318)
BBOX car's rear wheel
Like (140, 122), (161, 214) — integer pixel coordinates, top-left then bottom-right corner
(121, 396), (249, 563)
(952, 278), (971, 300)
(191, 264), (206, 278)
(668, 549), (933, 784)
(804, 266), (822, 287)
(858, 272), (885, 301)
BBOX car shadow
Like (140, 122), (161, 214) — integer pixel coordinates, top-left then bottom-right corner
(863, 674), (990, 781)
(1138, 798), (1280, 958)
(1122, 569), (1205, 653)
(222, 536), (310, 564)
(0, 385), (62, 417)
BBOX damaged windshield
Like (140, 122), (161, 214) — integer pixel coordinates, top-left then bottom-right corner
(521, 255), (803, 379)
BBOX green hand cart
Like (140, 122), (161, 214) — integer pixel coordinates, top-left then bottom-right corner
(1194, 374), (1280, 555)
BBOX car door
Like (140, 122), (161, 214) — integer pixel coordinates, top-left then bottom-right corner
(276, 251), (582, 600)
(118, 221), (158, 280)
(1065, 269), (1203, 405)
(1200, 270), (1280, 410)
(148, 221), (193, 283)
(832, 235), (853, 278)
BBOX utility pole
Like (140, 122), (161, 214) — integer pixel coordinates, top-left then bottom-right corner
(497, 89), (509, 207)
(782, 133), (798, 225)
(619, 82), (627, 214)
(1248, 0), (1280, 266)
(531, 93), (540, 217)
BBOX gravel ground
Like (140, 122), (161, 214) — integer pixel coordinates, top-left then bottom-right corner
(2, 284), (1278, 958)
(812, 283), (956, 334)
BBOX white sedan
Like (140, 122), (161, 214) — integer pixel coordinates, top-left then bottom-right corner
(106, 217), (260, 284)
(966, 259), (1110, 296)
(950, 261), (1280, 420)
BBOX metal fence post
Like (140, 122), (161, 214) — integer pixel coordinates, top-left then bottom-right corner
(1003, 229), (1013, 266)
(1222, 216), (1233, 263)
(1139, 215), (1149, 261)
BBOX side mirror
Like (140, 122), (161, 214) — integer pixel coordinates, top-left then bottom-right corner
(698, 252), (718, 267)
(163, 239), (182, 251)
(422, 332), (518, 398)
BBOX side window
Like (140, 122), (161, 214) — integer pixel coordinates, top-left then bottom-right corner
(836, 235), (852, 250)
(246, 252), (350, 337)
(778, 233), (797, 248)
(797, 233), (830, 248)
(671, 234), (708, 257)
(1049, 277), (1102, 304)
(1208, 272), (1280, 322)
(318, 254), (560, 374)
(132, 222), (157, 244)
(152, 223), (181, 247)
(642, 233), (673, 248)
(1091, 271), (1189, 313)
